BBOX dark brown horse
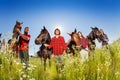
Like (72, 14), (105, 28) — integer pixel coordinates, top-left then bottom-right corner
(35, 26), (52, 70)
(67, 28), (81, 55)
(86, 27), (101, 51)
(8, 21), (23, 57)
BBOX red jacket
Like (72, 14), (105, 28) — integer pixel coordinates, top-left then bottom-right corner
(81, 37), (87, 49)
(18, 34), (31, 51)
(49, 36), (66, 55)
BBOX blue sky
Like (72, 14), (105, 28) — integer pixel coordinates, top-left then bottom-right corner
(0, 0), (120, 55)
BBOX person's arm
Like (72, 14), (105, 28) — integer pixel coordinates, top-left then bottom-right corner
(16, 28), (30, 41)
(44, 37), (54, 48)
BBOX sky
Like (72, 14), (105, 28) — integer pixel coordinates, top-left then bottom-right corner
(0, 0), (120, 55)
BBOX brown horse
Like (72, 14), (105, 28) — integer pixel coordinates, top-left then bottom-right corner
(86, 27), (101, 51)
(67, 28), (81, 55)
(8, 21), (23, 57)
(35, 26), (52, 71)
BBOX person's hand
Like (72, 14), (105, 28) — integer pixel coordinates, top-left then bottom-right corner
(16, 28), (20, 33)
(63, 50), (66, 56)
(44, 44), (49, 47)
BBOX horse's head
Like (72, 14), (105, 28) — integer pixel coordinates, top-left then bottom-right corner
(14, 21), (23, 31)
(35, 26), (51, 45)
(67, 28), (80, 46)
(87, 27), (102, 50)
(12, 21), (23, 39)
(15, 21), (23, 28)
(88, 27), (101, 40)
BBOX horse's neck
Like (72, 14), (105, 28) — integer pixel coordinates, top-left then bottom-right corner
(46, 33), (51, 44)
(41, 44), (46, 50)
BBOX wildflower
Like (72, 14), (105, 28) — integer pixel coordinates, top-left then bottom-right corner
(22, 63), (26, 66)
(105, 61), (111, 66)
(22, 65), (26, 69)
(27, 67), (32, 70)
(20, 77), (23, 80)
(22, 74), (27, 78)
(16, 62), (19, 65)
(28, 64), (31, 66)
(14, 60), (16, 63)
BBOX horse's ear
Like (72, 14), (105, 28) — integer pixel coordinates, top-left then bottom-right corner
(0, 33), (2, 37)
(43, 26), (46, 30)
(74, 28), (77, 33)
(94, 27), (99, 30)
(67, 32), (71, 36)
(16, 21), (18, 23)
(91, 27), (93, 29)
(91, 27), (94, 31)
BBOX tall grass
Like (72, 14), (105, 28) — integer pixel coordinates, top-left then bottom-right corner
(0, 39), (120, 80)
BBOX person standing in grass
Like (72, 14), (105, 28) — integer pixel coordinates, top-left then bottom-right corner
(99, 29), (109, 48)
(78, 31), (88, 62)
(17, 27), (31, 64)
(44, 28), (66, 72)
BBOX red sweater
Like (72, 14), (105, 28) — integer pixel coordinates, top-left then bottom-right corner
(18, 34), (31, 51)
(81, 37), (87, 49)
(49, 36), (66, 55)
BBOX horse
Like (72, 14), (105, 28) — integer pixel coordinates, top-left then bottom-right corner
(67, 28), (81, 55)
(35, 26), (52, 71)
(86, 27), (102, 51)
(8, 21), (23, 57)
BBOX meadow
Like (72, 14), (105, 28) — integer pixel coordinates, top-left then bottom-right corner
(0, 38), (120, 80)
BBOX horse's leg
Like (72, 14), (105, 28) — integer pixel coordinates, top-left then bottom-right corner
(44, 58), (46, 71)
(48, 55), (51, 68)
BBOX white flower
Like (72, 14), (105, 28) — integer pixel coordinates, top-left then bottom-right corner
(22, 63), (26, 66)
(14, 60), (17, 63)
(27, 67), (32, 70)
(22, 65), (26, 69)
(20, 77), (23, 80)
(22, 74), (27, 78)
(28, 64), (31, 66)
(29, 78), (35, 80)
(16, 62), (19, 65)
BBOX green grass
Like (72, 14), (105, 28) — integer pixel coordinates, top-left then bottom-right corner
(0, 39), (120, 80)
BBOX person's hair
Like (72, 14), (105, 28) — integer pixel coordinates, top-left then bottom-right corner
(100, 29), (105, 34)
(78, 31), (84, 38)
(25, 27), (29, 29)
(54, 28), (61, 35)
